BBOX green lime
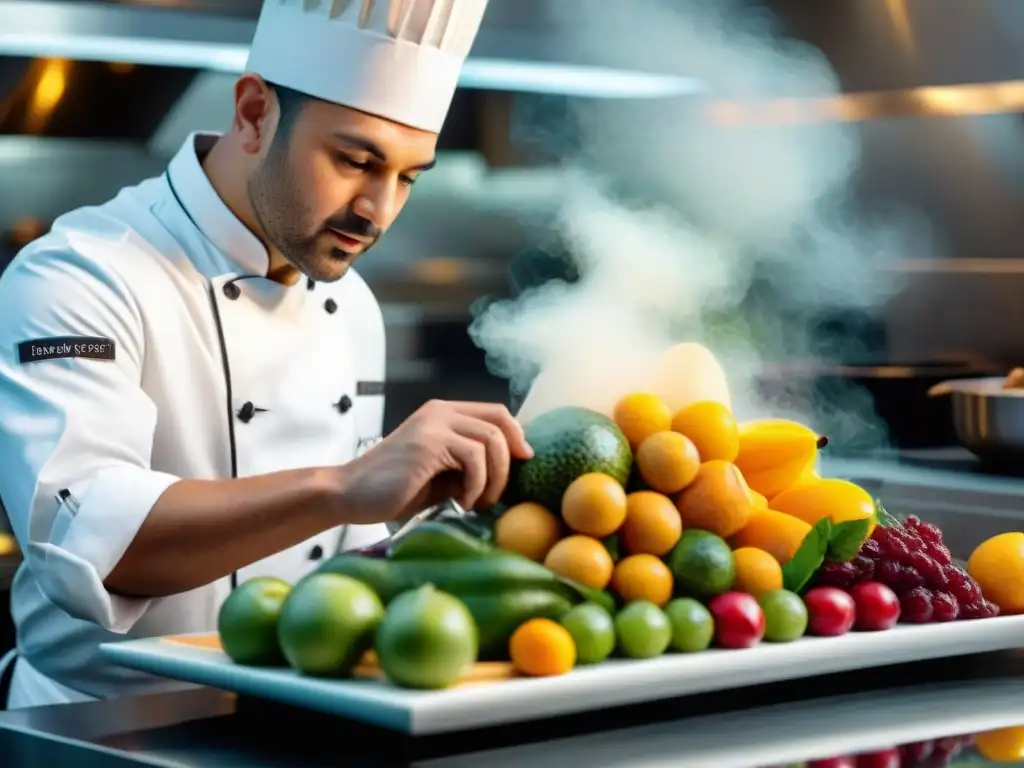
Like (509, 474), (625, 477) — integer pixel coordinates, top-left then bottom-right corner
(664, 598), (714, 653)
(668, 529), (736, 598)
(614, 600), (671, 659)
(277, 573), (384, 676)
(375, 585), (479, 690)
(218, 576), (292, 666)
(560, 603), (616, 664)
(758, 589), (808, 642)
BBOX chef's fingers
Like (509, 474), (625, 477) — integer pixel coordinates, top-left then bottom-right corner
(445, 402), (533, 460)
(443, 434), (488, 510)
(450, 413), (511, 509)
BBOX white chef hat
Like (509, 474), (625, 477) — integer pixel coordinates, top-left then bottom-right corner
(245, 0), (489, 133)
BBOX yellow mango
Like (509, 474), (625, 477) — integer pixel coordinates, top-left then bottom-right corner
(729, 508), (812, 565)
(734, 419), (820, 499)
(770, 478), (876, 538)
(650, 342), (732, 414)
(748, 489), (769, 510)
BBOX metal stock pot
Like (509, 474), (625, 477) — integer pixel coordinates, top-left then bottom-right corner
(929, 376), (1024, 461)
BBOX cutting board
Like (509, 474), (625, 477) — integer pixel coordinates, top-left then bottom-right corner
(161, 633), (517, 687)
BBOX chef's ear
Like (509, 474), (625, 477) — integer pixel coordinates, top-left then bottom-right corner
(232, 74), (275, 155)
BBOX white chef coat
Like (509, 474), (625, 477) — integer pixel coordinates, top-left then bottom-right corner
(0, 132), (391, 708)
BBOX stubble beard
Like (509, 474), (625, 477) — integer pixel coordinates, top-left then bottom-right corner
(247, 140), (353, 283)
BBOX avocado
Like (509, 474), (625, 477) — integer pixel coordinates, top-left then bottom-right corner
(512, 406), (632, 513)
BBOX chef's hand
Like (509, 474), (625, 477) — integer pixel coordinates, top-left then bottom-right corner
(337, 400), (534, 524)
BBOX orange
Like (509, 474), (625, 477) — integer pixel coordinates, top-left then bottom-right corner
(675, 460), (754, 539)
(613, 392), (673, 449)
(509, 618), (577, 677)
(731, 547), (783, 597)
(671, 401), (740, 462)
(561, 473), (628, 538)
(610, 554), (674, 606)
(544, 535), (615, 590)
(493, 502), (562, 562)
(968, 532), (1024, 614)
(749, 489), (768, 509)
(976, 726), (1024, 762)
(771, 478), (876, 539)
(619, 491), (682, 556)
(729, 509), (812, 565)
(634, 431), (701, 494)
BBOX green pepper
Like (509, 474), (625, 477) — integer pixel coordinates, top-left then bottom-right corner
(388, 521), (493, 561)
(314, 555), (406, 603)
(460, 589), (574, 660)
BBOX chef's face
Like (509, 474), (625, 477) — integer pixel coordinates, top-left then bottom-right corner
(246, 85), (438, 282)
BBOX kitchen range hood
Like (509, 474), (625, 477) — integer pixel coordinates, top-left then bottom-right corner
(3, 0), (1023, 106)
(0, 0), (704, 100)
(765, 0), (1024, 93)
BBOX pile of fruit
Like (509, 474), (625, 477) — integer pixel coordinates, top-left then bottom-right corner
(216, 350), (1024, 691)
(816, 516), (999, 622)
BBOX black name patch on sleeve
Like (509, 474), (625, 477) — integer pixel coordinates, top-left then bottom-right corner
(18, 336), (116, 364)
(356, 380), (385, 396)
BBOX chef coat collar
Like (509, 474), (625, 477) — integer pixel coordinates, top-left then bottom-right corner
(166, 132), (271, 278)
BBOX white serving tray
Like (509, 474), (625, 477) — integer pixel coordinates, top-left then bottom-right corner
(100, 616), (1024, 736)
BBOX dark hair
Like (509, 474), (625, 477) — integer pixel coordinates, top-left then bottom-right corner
(266, 82), (316, 144)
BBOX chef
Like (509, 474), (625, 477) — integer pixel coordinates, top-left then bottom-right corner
(0, 0), (531, 709)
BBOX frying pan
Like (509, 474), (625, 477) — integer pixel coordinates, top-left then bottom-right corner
(928, 377), (1024, 461)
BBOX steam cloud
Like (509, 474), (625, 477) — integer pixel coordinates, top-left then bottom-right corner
(469, 0), (929, 450)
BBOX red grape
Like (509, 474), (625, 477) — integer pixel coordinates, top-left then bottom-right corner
(900, 587), (934, 623)
(960, 600), (988, 620)
(809, 756), (856, 768)
(915, 521), (944, 546)
(899, 565), (926, 591)
(907, 551), (942, 584)
(804, 587), (857, 636)
(708, 592), (765, 649)
(855, 748), (900, 768)
(899, 740), (933, 763)
(875, 559), (903, 586)
(860, 539), (882, 559)
(850, 582), (901, 631)
(931, 591), (959, 622)
(926, 543), (953, 566)
(818, 561), (860, 589)
(856, 519), (977, 624)
(851, 555), (875, 580)
(893, 527), (921, 549)
(880, 535), (910, 561)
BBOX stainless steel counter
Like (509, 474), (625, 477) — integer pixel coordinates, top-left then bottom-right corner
(2, 651), (1024, 767)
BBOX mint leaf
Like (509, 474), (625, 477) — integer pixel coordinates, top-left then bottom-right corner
(782, 518), (832, 593)
(828, 518), (872, 563)
(875, 500), (901, 528)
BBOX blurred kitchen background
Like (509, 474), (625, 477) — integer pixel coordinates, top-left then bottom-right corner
(0, 0), (1022, 431)
(0, 0), (1024, 648)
